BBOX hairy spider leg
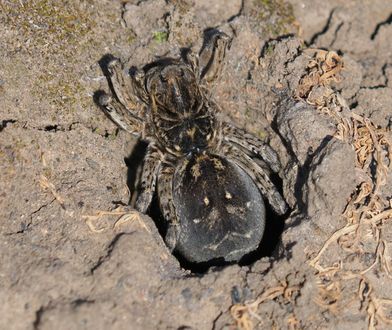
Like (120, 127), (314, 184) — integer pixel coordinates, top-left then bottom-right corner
(107, 57), (147, 112)
(223, 123), (282, 173)
(199, 30), (231, 83)
(135, 144), (162, 213)
(157, 164), (179, 250)
(98, 93), (142, 137)
(221, 143), (288, 215)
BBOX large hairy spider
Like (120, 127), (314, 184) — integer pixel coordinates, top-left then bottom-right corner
(98, 30), (287, 263)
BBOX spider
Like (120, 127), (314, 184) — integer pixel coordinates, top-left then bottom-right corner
(98, 30), (287, 263)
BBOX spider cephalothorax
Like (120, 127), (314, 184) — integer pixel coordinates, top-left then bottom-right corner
(145, 60), (216, 155)
(98, 31), (287, 263)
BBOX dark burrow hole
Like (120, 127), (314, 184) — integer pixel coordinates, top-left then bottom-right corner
(171, 203), (286, 273)
(125, 141), (288, 274)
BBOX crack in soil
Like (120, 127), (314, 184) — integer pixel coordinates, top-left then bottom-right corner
(307, 8), (337, 46)
(363, 62), (391, 89)
(329, 21), (345, 48)
(32, 298), (95, 330)
(228, 0), (244, 23)
(0, 119), (17, 132)
(212, 311), (223, 330)
(0, 119), (119, 141)
(370, 13), (392, 40)
(71, 298), (95, 309)
(3, 198), (56, 235)
(89, 232), (133, 274)
(33, 305), (48, 330)
(34, 122), (81, 133)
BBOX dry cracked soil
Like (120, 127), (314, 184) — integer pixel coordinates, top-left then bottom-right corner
(1, 0), (392, 329)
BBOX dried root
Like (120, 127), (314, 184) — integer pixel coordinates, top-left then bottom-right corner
(39, 174), (65, 208)
(230, 279), (301, 330)
(82, 207), (149, 233)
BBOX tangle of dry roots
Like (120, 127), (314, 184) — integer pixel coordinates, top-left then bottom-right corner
(298, 49), (392, 330)
(230, 278), (301, 330)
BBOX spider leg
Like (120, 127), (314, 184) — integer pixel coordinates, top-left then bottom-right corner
(98, 92), (142, 137)
(107, 58), (147, 113)
(135, 144), (162, 213)
(157, 164), (179, 251)
(222, 122), (282, 173)
(221, 142), (288, 215)
(198, 30), (231, 83)
(183, 49), (200, 77)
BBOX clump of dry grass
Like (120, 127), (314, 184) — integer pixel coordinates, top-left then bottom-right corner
(296, 49), (344, 100)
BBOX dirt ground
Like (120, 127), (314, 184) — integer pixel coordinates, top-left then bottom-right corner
(1, 0), (392, 329)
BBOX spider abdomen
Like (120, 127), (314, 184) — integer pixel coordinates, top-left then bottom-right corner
(172, 153), (266, 263)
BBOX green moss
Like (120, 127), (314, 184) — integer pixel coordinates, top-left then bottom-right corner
(92, 127), (103, 136)
(42, 167), (53, 179)
(259, 0), (273, 6)
(33, 70), (88, 111)
(2, 1), (99, 111)
(264, 44), (276, 55)
(108, 132), (118, 140)
(153, 31), (169, 43)
(257, 130), (268, 139)
(2, 0), (95, 48)
(244, 107), (252, 119)
(254, 0), (296, 37)
(127, 34), (136, 44)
